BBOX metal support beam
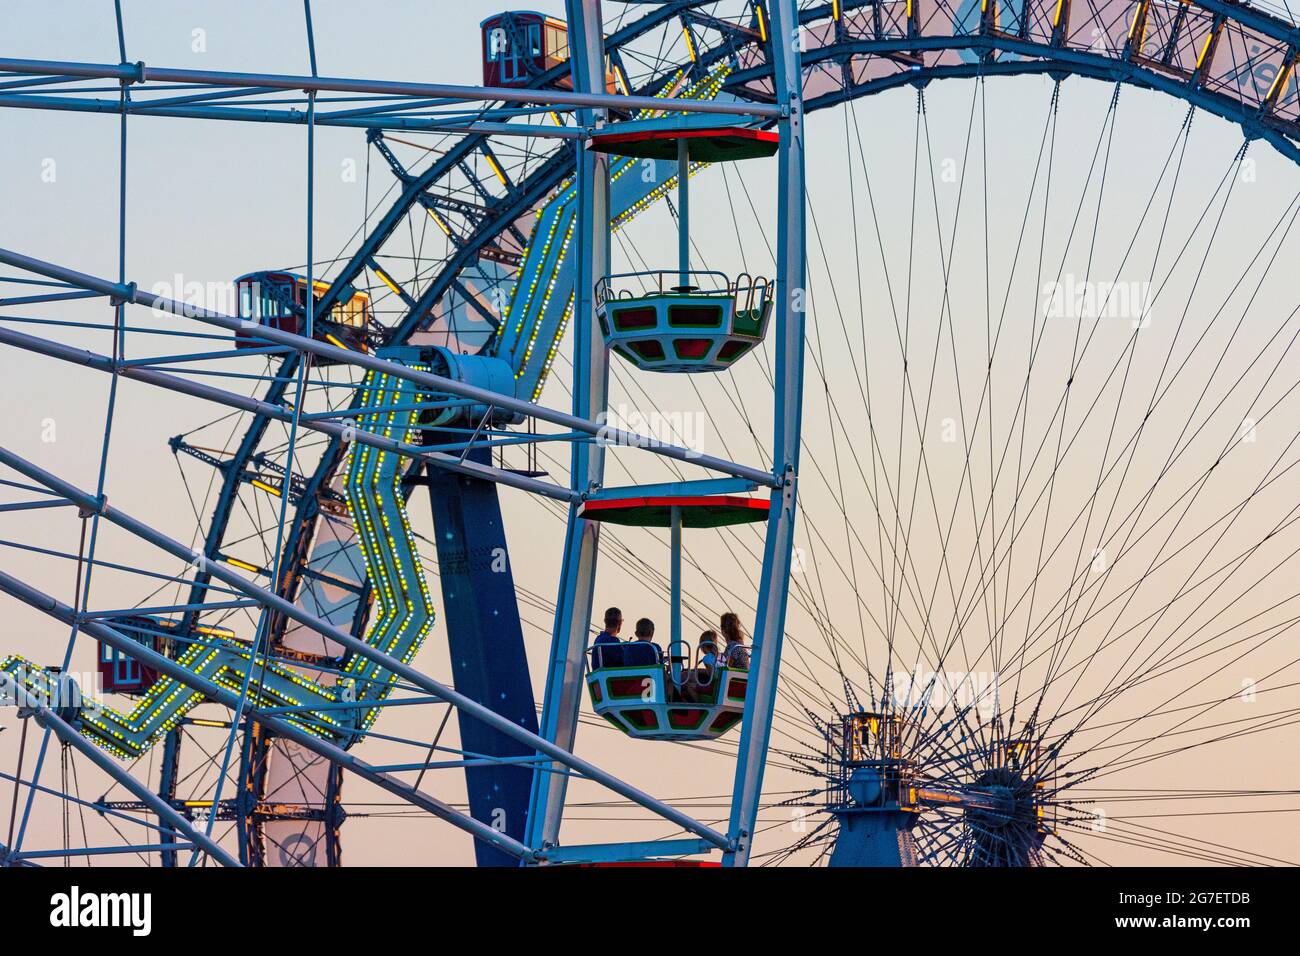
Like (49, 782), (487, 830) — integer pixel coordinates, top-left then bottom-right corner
(677, 138), (690, 286)
(723, 0), (806, 867)
(423, 440), (539, 867)
(526, 0), (614, 856)
(0, 324), (578, 502)
(670, 505), (682, 669)
(157, 726), (182, 867)
(0, 92), (583, 138)
(0, 56), (780, 117)
(538, 837), (712, 864)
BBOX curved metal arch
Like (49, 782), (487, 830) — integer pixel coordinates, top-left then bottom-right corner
(783, 33), (1300, 164)
(383, 0), (1300, 395)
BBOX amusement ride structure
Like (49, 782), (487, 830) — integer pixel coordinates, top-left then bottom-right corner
(2, 0), (1300, 867)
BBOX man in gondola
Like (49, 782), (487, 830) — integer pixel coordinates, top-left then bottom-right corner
(625, 618), (660, 667)
(592, 606), (625, 668)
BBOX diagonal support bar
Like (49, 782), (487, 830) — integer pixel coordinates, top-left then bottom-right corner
(0, 324), (577, 503)
(0, 445), (732, 853)
(0, 246), (778, 489)
(0, 569), (533, 861)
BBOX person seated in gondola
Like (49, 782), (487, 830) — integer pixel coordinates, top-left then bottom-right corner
(720, 612), (750, 670)
(624, 617), (661, 667)
(679, 630), (720, 703)
(591, 606), (626, 669)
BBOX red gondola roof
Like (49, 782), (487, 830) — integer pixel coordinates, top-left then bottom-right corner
(578, 495), (770, 528)
(587, 127), (779, 163)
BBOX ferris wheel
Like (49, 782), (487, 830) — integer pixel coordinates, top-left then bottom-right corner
(1, 0), (1299, 870)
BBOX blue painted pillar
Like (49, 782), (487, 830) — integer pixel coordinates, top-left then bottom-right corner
(828, 762), (919, 867)
(424, 442), (539, 867)
(828, 808), (919, 867)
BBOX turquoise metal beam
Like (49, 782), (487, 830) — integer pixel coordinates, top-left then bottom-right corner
(0, 92), (583, 138)
(588, 477), (760, 499)
(677, 138), (690, 287)
(0, 324), (579, 503)
(13, 843), (194, 860)
(538, 838), (714, 864)
(0, 56), (781, 117)
(526, 0), (615, 859)
(723, 0), (807, 867)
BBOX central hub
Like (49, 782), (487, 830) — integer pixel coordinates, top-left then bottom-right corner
(965, 767), (1037, 830)
(963, 763), (1049, 866)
